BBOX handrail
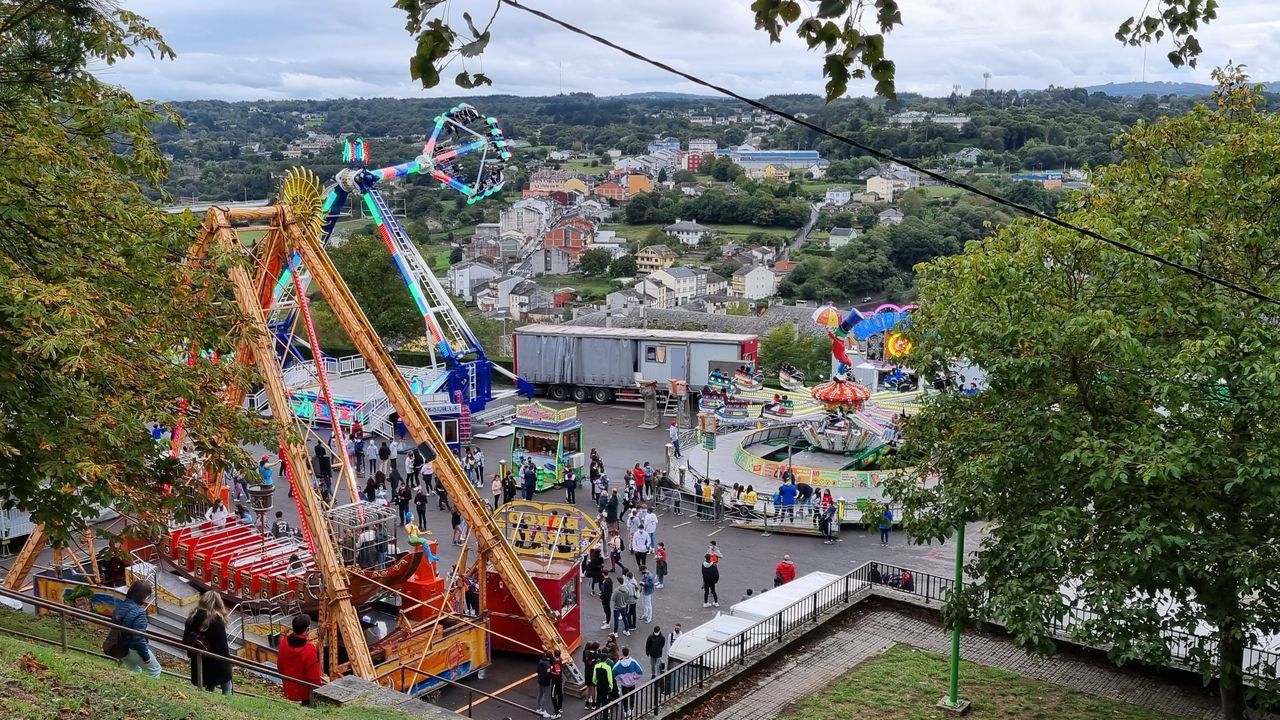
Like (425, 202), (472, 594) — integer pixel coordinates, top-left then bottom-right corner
(0, 582), (322, 704)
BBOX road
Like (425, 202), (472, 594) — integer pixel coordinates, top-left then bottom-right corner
(783, 202), (821, 259)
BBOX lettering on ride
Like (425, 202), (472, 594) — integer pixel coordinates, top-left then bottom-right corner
(494, 501), (601, 560)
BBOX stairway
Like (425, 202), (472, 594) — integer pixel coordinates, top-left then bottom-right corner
(456, 390), (473, 445)
(662, 391), (682, 418)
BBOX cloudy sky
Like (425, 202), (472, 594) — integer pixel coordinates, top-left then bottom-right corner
(104, 1), (1280, 101)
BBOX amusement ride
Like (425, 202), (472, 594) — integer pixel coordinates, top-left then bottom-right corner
(2, 104), (595, 690)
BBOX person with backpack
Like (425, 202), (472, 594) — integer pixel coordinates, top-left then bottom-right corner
(644, 625), (666, 677)
(277, 614), (324, 705)
(183, 590), (232, 694)
(109, 579), (160, 677)
(774, 554), (797, 586)
(549, 649), (565, 718)
(591, 649), (616, 708)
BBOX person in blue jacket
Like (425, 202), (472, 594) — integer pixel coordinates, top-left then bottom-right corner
(114, 579), (161, 677)
(777, 479), (798, 522)
(879, 507), (893, 546)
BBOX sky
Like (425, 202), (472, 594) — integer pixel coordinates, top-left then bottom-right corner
(103, 1), (1280, 102)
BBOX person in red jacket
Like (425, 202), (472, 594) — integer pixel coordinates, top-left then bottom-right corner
(277, 614), (324, 705)
(774, 554), (797, 586)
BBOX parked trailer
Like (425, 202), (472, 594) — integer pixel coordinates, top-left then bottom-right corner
(513, 325), (759, 403)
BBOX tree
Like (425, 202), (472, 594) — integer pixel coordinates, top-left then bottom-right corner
(758, 324), (831, 382)
(0, 2), (267, 543)
(639, 227), (669, 249)
(657, 167), (668, 183)
(449, 246), (463, 263)
(888, 69), (1280, 720)
(320, 232), (423, 345)
(398, 1), (1216, 101)
(578, 248), (612, 276)
(608, 255), (637, 278)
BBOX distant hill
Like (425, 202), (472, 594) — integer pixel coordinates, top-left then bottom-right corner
(1082, 81), (1217, 97)
(611, 91), (718, 100)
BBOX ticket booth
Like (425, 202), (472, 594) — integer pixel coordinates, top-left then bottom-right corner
(485, 502), (600, 656)
(510, 402), (583, 491)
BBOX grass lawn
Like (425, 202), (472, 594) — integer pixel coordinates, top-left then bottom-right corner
(601, 223), (662, 243)
(779, 645), (1176, 720)
(533, 274), (617, 297)
(706, 223), (796, 241)
(920, 186), (964, 199)
(0, 611), (414, 719)
(559, 158), (608, 175)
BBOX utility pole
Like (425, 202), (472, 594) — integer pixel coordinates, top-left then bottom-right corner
(939, 520), (971, 714)
(982, 72), (991, 95)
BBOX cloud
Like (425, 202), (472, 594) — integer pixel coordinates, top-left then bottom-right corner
(106, 0), (1280, 101)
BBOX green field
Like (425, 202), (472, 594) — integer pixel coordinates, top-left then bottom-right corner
(533, 274), (617, 298)
(601, 222), (795, 248)
(778, 645), (1176, 720)
(559, 158), (608, 175)
(601, 223), (662, 243)
(919, 185), (964, 199)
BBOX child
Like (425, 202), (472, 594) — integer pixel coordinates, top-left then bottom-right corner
(707, 540), (722, 564)
(654, 542), (668, 589)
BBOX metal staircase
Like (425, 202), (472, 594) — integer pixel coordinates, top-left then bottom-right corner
(662, 391), (681, 418)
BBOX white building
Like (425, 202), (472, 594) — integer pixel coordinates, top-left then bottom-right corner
(879, 208), (905, 226)
(824, 187), (852, 206)
(730, 265), (776, 300)
(688, 138), (718, 155)
(827, 227), (858, 250)
(446, 259), (501, 303)
(649, 266), (699, 307)
(664, 218), (712, 247)
(499, 198), (553, 239)
(531, 246), (574, 276)
(889, 111), (970, 129)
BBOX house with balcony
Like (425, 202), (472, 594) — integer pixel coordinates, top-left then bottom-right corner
(730, 264), (777, 300)
(649, 266), (698, 307)
(636, 244), (677, 276)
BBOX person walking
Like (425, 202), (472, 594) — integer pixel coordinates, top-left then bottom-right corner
(640, 565), (656, 623)
(631, 524), (651, 569)
(878, 506), (893, 546)
(612, 648), (644, 713)
(774, 554), (796, 586)
(607, 528), (624, 573)
(277, 615), (324, 705)
(491, 473), (503, 510)
(535, 651), (554, 718)
(701, 554), (720, 607)
(598, 574), (614, 630)
(183, 591), (232, 694)
(644, 626), (666, 677)
(113, 579), (160, 677)
(669, 420), (681, 458)
(668, 624), (683, 650)
(605, 489), (620, 532)
(587, 548), (606, 596)
(611, 576), (630, 636)
(564, 467), (578, 504)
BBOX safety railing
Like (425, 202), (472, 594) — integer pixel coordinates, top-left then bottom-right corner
(0, 582), (321, 705)
(581, 567), (875, 720)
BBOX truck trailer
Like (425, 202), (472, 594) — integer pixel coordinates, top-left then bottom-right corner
(513, 325), (759, 404)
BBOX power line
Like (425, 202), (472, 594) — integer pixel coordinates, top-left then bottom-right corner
(499, 0), (1280, 308)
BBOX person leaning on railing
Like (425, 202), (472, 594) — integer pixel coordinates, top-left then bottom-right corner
(113, 579), (161, 678)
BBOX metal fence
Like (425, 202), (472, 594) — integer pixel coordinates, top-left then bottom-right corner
(0, 581), (321, 705)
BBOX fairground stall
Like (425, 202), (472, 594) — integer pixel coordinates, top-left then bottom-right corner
(509, 402), (583, 491)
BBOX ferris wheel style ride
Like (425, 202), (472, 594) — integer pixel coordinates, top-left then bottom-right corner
(267, 104), (529, 412)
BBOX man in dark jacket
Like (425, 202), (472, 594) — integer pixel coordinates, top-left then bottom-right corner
(114, 580), (160, 677)
(644, 626), (666, 677)
(522, 459), (539, 501)
(535, 651), (554, 717)
(700, 554), (720, 607)
(278, 614), (324, 705)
